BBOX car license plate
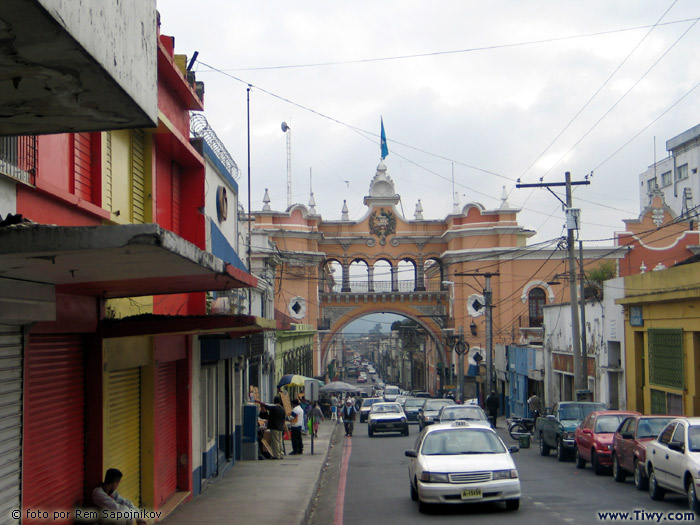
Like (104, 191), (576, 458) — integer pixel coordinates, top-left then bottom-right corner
(461, 488), (483, 500)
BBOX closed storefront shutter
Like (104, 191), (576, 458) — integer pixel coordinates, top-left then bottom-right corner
(73, 132), (93, 201)
(155, 362), (177, 505)
(23, 334), (84, 522)
(131, 129), (146, 224)
(0, 326), (22, 524)
(105, 368), (141, 506)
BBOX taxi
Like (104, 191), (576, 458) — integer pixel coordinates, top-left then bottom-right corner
(405, 421), (521, 512)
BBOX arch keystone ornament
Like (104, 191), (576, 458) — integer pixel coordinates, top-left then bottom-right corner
(369, 208), (396, 245)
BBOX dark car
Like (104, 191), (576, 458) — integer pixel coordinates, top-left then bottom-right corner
(403, 397), (424, 423)
(360, 397), (383, 423)
(574, 410), (640, 474)
(418, 398), (456, 430)
(611, 414), (677, 489)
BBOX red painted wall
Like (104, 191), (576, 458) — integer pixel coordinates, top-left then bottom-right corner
(16, 187), (103, 226)
(37, 134), (71, 192)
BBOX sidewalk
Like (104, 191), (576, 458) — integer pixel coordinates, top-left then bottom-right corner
(161, 420), (338, 525)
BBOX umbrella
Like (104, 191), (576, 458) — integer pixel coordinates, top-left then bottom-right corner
(277, 374), (323, 388)
(319, 381), (360, 393)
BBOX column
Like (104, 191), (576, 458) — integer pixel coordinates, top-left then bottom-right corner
(341, 262), (351, 292)
(391, 264), (398, 292)
(415, 258), (426, 291)
(368, 265), (375, 292)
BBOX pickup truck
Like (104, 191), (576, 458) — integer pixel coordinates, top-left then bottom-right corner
(536, 401), (606, 461)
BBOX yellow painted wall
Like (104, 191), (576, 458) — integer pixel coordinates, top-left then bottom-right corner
(621, 264), (700, 415)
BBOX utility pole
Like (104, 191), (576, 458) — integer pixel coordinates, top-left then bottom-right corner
(579, 240), (588, 373)
(455, 272), (499, 397)
(516, 172), (590, 395)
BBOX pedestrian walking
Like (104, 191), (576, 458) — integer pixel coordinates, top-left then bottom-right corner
(341, 398), (357, 437)
(486, 390), (500, 428)
(311, 401), (324, 437)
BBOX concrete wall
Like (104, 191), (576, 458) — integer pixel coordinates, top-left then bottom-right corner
(40, 0), (158, 124)
(0, 177), (16, 218)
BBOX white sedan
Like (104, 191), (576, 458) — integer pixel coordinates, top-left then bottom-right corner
(405, 421), (521, 513)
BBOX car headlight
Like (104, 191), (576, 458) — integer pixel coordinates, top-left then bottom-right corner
(493, 469), (519, 480)
(604, 444), (612, 451)
(401, 417), (406, 423)
(562, 431), (574, 440)
(420, 472), (449, 483)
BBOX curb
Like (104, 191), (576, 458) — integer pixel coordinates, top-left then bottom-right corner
(301, 422), (340, 525)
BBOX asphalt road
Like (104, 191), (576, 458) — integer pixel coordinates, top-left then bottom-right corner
(310, 379), (694, 525)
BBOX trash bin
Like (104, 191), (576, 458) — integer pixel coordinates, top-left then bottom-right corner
(515, 433), (531, 448)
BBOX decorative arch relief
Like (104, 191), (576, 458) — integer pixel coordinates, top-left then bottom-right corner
(520, 280), (556, 304)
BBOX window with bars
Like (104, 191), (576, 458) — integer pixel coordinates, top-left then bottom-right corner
(650, 388), (683, 415)
(648, 329), (683, 389)
(528, 288), (546, 327)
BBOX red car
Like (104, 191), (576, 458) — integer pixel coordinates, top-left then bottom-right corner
(611, 414), (678, 489)
(574, 410), (640, 475)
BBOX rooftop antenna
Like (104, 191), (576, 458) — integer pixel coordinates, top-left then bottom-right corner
(282, 121), (292, 208)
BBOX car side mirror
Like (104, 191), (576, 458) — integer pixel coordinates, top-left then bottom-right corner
(508, 445), (519, 453)
(669, 441), (685, 453)
(405, 450), (417, 458)
(621, 432), (634, 440)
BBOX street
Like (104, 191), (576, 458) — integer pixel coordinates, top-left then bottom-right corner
(310, 384), (693, 524)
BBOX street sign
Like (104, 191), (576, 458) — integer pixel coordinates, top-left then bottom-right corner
(305, 379), (319, 401)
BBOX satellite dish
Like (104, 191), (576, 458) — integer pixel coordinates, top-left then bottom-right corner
(281, 121), (290, 132)
(467, 294), (485, 317)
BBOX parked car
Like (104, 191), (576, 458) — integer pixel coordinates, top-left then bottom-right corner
(384, 385), (401, 402)
(574, 410), (640, 474)
(536, 401), (607, 461)
(418, 398), (457, 431)
(368, 402), (409, 437)
(403, 397), (424, 423)
(405, 421), (521, 512)
(360, 397), (383, 422)
(612, 415), (677, 489)
(436, 405), (490, 425)
(646, 417), (700, 512)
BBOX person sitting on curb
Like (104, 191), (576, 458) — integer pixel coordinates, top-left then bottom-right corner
(92, 468), (147, 525)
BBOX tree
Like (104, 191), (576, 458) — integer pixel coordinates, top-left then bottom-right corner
(369, 322), (383, 335)
(585, 261), (616, 300)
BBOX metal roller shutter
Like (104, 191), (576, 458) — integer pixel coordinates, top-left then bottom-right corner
(0, 326), (22, 525)
(155, 362), (177, 505)
(105, 368), (141, 507)
(23, 334), (84, 523)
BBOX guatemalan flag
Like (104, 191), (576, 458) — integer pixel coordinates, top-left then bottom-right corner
(380, 117), (389, 159)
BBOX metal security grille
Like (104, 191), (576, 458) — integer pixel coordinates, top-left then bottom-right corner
(650, 389), (666, 415)
(648, 329), (683, 389)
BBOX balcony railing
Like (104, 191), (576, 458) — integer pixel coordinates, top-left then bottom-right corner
(325, 280), (444, 293)
(0, 135), (37, 185)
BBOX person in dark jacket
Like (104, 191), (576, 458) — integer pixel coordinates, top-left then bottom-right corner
(486, 390), (500, 428)
(256, 396), (286, 459)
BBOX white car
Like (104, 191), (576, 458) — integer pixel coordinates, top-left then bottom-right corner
(367, 402), (409, 437)
(646, 417), (700, 511)
(405, 421), (521, 513)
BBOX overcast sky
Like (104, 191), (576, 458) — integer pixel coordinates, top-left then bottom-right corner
(159, 0), (700, 246)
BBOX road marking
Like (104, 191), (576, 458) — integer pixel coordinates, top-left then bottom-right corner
(334, 436), (352, 525)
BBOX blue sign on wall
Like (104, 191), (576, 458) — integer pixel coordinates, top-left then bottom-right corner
(630, 306), (644, 327)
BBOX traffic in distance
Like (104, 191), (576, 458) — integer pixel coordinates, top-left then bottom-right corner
(335, 355), (700, 520)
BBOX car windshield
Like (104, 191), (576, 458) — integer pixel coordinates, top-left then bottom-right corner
(385, 387), (400, 395)
(559, 404), (606, 420)
(637, 418), (674, 438)
(421, 429), (506, 455)
(424, 400), (454, 411)
(373, 405), (400, 414)
(362, 399), (380, 408)
(405, 399), (424, 408)
(688, 426), (700, 452)
(440, 407), (486, 421)
(594, 415), (627, 433)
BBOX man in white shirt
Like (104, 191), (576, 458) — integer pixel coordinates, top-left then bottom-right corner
(92, 468), (146, 524)
(289, 399), (305, 455)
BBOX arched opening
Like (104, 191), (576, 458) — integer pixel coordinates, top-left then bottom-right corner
(423, 258), (443, 292)
(372, 259), (393, 292)
(349, 259), (370, 292)
(321, 260), (343, 293)
(398, 259), (416, 291)
(528, 287), (546, 327)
